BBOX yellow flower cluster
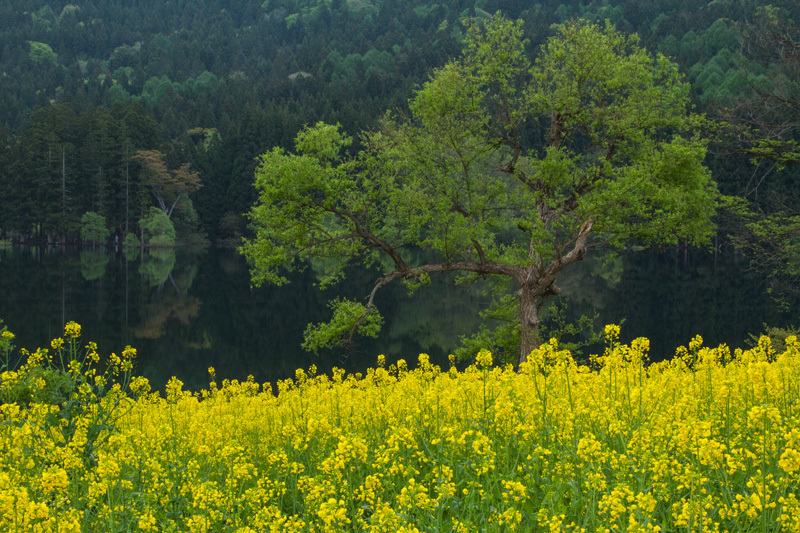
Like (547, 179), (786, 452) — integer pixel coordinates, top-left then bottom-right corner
(1, 325), (800, 532)
(64, 321), (81, 339)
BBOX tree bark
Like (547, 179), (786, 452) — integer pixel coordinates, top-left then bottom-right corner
(517, 217), (594, 364)
(61, 146), (66, 245)
(518, 284), (542, 363)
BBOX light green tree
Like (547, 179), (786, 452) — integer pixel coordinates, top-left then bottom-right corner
(123, 232), (140, 249)
(241, 16), (719, 363)
(28, 41), (58, 64)
(80, 212), (110, 246)
(139, 207), (176, 247)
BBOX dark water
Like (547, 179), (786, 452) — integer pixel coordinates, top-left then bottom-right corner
(0, 245), (795, 390)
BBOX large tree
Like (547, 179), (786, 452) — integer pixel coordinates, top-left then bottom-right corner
(241, 16), (719, 363)
(135, 149), (202, 219)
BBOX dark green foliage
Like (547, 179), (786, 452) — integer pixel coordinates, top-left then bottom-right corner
(712, 2), (800, 291)
(123, 232), (141, 248)
(0, 0), (795, 276)
(747, 323), (800, 353)
(0, 103), (159, 242)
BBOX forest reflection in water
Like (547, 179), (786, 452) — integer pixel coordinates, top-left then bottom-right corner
(0, 245), (795, 390)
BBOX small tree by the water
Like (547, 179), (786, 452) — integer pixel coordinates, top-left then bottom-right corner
(80, 211), (110, 246)
(139, 207), (175, 247)
(123, 232), (140, 248)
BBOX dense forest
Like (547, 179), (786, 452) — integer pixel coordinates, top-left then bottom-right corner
(0, 0), (798, 258)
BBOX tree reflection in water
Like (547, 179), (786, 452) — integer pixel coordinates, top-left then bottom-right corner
(0, 245), (796, 391)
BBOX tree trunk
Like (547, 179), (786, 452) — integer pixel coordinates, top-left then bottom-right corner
(517, 218), (593, 364)
(61, 146), (66, 245)
(125, 144), (130, 236)
(518, 284), (542, 364)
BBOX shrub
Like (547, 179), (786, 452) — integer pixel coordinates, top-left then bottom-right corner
(139, 206), (175, 247)
(80, 211), (110, 245)
(123, 232), (140, 248)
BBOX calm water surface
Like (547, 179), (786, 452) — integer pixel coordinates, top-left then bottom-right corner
(0, 245), (795, 389)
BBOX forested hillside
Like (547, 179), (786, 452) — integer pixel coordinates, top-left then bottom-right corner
(0, 0), (798, 247)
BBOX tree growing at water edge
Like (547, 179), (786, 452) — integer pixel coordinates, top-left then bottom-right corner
(140, 207), (176, 247)
(241, 15), (719, 363)
(80, 211), (110, 246)
(135, 149), (202, 220)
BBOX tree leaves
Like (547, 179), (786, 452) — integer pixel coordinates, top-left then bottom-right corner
(135, 150), (202, 219)
(302, 298), (384, 354)
(243, 15), (718, 361)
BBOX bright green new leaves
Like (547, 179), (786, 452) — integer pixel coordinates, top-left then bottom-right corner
(295, 121), (352, 161)
(139, 207), (176, 247)
(527, 23), (715, 249)
(28, 41), (58, 64)
(242, 16), (719, 360)
(302, 298), (384, 354)
(241, 122), (360, 288)
(392, 17), (717, 270)
(80, 211), (110, 245)
(241, 122), (400, 350)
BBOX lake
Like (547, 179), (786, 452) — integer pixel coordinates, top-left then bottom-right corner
(0, 245), (795, 390)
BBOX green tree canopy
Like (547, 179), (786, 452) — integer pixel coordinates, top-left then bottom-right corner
(80, 211), (110, 245)
(27, 41), (58, 64)
(135, 149), (202, 220)
(241, 15), (719, 363)
(140, 206), (176, 247)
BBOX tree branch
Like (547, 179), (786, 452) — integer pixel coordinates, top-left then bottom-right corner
(343, 257), (523, 351)
(534, 217), (594, 295)
(471, 239), (488, 265)
(328, 205), (408, 271)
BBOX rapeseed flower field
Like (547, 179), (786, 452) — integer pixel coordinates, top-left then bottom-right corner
(1, 322), (800, 532)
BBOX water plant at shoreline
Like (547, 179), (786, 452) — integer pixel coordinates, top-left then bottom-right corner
(1, 323), (800, 532)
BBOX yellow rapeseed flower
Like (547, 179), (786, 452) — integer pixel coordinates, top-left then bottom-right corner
(3, 325), (800, 533)
(604, 323), (620, 341)
(64, 321), (81, 338)
(476, 349), (492, 368)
